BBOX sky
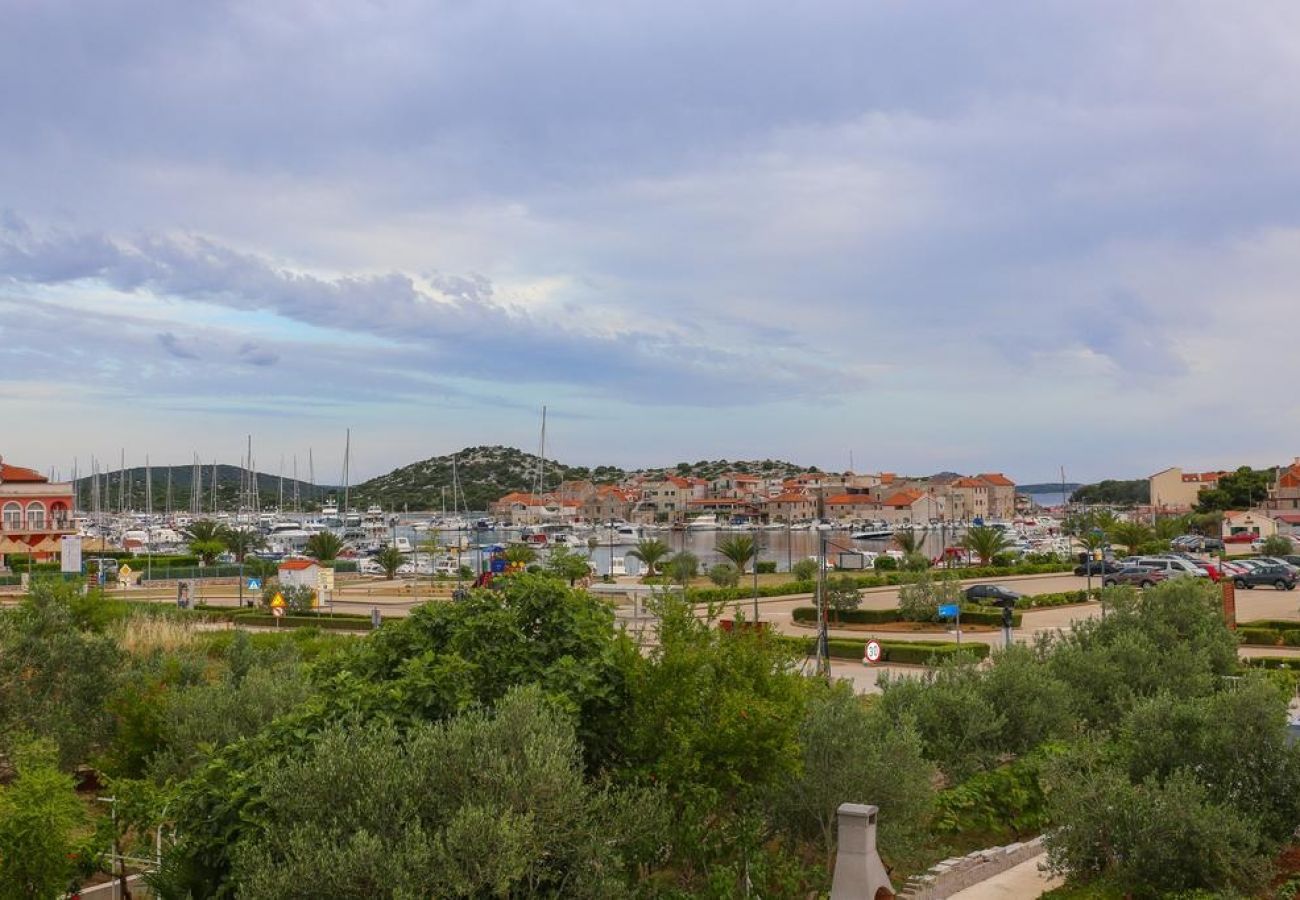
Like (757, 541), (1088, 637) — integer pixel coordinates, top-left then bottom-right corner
(3, 0), (1300, 484)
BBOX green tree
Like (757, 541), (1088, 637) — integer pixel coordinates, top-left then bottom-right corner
(1195, 466), (1275, 513)
(188, 539), (227, 566)
(824, 575), (862, 625)
(376, 545), (404, 579)
(715, 534), (757, 575)
(1260, 534), (1294, 557)
(304, 531), (343, 562)
(0, 740), (88, 900)
(790, 558), (818, 582)
(896, 569), (961, 623)
(261, 583), (317, 613)
(0, 581), (121, 768)
(1069, 479), (1149, 506)
(627, 538), (671, 578)
(223, 687), (668, 899)
(773, 683), (933, 873)
(1107, 520), (1154, 556)
(545, 547), (594, 586)
(1042, 741), (1272, 896)
(961, 525), (1013, 566)
(217, 526), (265, 563)
(664, 551), (699, 587)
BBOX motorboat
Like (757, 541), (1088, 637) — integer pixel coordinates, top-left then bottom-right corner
(686, 514), (719, 531)
(851, 527), (894, 540)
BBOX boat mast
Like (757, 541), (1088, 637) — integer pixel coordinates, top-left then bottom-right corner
(145, 455), (152, 515)
(342, 429), (351, 518)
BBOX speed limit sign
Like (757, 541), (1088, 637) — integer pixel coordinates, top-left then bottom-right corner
(863, 639), (882, 665)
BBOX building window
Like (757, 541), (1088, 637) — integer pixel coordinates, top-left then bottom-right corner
(2, 502), (20, 530)
(26, 502), (45, 530)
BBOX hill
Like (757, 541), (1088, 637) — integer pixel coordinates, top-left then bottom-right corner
(351, 447), (812, 511)
(1019, 481), (1083, 494)
(74, 465), (333, 514)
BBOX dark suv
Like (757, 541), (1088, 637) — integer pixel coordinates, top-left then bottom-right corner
(1232, 564), (1298, 591)
(964, 584), (1023, 604)
(1073, 559), (1123, 577)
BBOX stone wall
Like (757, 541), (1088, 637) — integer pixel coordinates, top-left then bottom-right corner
(900, 836), (1046, 899)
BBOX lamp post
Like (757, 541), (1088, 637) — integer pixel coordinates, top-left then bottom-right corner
(752, 519), (760, 623)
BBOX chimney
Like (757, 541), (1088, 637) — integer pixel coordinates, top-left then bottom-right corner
(831, 803), (894, 899)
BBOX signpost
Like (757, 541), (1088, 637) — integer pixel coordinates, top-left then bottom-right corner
(863, 639), (882, 666)
(270, 592), (286, 628)
(938, 602), (961, 644)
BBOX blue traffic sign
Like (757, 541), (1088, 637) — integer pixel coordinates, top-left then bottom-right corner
(248, 578), (262, 591)
(490, 558), (506, 573)
(937, 604), (960, 619)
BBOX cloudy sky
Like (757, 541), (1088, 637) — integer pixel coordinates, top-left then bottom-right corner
(3, 0), (1299, 483)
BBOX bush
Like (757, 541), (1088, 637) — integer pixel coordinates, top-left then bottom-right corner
(707, 563), (739, 588)
(1238, 627), (1282, 647)
(788, 605), (1023, 628)
(755, 561), (777, 575)
(897, 570), (962, 622)
(873, 555), (897, 571)
(790, 558), (818, 581)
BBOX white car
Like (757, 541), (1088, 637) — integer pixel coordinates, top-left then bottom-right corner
(358, 558), (384, 575)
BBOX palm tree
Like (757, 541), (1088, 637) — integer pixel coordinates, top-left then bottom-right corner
(627, 538), (671, 578)
(893, 528), (927, 556)
(504, 544), (539, 567)
(185, 519), (227, 566)
(716, 534), (757, 575)
(219, 526), (266, 563)
(376, 545), (404, 580)
(305, 531), (343, 562)
(1108, 520), (1154, 556)
(961, 525), (1014, 566)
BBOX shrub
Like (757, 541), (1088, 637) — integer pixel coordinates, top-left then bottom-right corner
(790, 558), (818, 581)
(897, 570), (962, 622)
(873, 555), (897, 571)
(708, 563), (739, 588)
(1238, 627), (1281, 647)
(755, 561), (777, 574)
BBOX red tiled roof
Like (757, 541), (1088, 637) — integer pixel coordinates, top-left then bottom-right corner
(881, 489), (924, 507)
(767, 491), (812, 503)
(1273, 514), (1300, 524)
(279, 559), (319, 571)
(0, 462), (46, 483)
(823, 493), (877, 505)
(952, 478), (986, 488)
(978, 473), (1015, 487)
(1181, 471), (1225, 483)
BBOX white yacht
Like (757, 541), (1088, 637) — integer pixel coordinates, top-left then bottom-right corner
(686, 514), (719, 531)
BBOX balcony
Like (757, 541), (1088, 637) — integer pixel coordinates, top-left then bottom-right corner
(0, 520), (75, 536)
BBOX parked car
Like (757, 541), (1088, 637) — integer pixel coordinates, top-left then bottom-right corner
(1224, 532), (1257, 544)
(1232, 564), (1298, 591)
(1073, 559), (1124, 577)
(1283, 555), (1300, 569)
(1172, 535), (1224, 552)
(1132, 556), (1209, 578)
(964, 584), (1023, 604)
(1103, 566), (1169, 588)
(1162, 553), (1222, 582)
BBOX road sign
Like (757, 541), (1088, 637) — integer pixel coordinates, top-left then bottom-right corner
(937, 603), (960, 619)
(270, 592), (286, 609)
(863, 639), (883, 665)
(247, 578), (262, 591)
(272, 606), (284, 618)
(118, 563), (133, 580)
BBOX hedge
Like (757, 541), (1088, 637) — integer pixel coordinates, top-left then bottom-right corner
(1241, 656), (1300, 671)
(791, 605), (1024, 628)
(685, 562), (1074, 604)
(813, 636), (991, 664)
(1236, 620), (1300, 647)
(234, 614), (374, 630)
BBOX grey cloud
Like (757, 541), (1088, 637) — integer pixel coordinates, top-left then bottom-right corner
(0, 216), (849, 402)
(156, 331), (199, 359)
(237, 342), (279, 367)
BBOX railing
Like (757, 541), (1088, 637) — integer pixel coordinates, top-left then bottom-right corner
(0, 520), (74, 534)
